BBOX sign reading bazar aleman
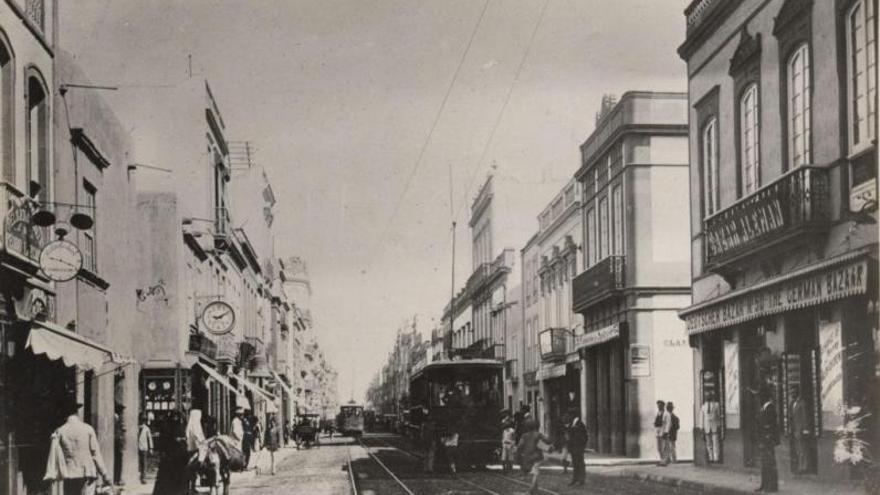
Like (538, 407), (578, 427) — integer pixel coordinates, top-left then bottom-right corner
(683, 259), (868, 335)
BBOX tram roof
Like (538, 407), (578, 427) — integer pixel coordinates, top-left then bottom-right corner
(411, 358), (502, 380)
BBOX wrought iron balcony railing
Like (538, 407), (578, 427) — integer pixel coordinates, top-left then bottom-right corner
(572, 255), (625, 312)
(703, 166), (830, 273)
(1, 182), (48, 270)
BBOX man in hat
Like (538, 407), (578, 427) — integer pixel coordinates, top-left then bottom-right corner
(566, 409), (588, 486)
(113, 402), (126, 484)
(50, 402), (111, 495)
(756, 385), (780, 492)
(231, 407), (245, 451)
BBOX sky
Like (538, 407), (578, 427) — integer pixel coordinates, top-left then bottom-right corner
(61, 0), (689, 403)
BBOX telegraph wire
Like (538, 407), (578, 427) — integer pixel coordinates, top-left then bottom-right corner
(364, 0), (491, 273)
(453, 0), (551, 223)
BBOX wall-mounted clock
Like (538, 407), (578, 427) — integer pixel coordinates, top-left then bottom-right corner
(201, 300), (235, 335)
(39, 240), (83, 282)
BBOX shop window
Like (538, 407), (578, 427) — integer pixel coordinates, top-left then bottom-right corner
(739, 84), (761, 195)
(25, 71), (48, 202)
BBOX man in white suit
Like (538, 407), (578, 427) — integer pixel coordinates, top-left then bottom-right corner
(701, 390), (722, 463)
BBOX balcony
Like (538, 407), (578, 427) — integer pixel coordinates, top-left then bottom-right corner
(466, 262), (490, 294)
(572, 255), (625, 312)
(703, 166), (830, 276)
(539, 328), (569, 362)
(1, 182), (48, 274)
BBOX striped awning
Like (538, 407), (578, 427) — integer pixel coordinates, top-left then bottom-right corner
(195, 361), (244, 397)
(26, 320), (132, 370)
(237, 374), (278, 402)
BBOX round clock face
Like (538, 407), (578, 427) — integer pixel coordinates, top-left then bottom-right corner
(202, 300), (235, 335)
(39, 240), (83, 282)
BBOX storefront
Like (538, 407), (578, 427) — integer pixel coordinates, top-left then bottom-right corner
(578, 322), (627, 455)
(682, 253), (878, 481)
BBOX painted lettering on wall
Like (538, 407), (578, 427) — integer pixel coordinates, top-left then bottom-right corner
(819, 321), (843, 414)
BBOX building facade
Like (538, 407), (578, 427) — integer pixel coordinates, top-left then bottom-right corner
(677, 0), (878, 481)
(572, 92), (694, 459)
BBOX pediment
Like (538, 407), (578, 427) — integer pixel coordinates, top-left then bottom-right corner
(729, 27), (762, 76)
(773, 0), (813, 36)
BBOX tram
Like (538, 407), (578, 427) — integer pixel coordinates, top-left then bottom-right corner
(408, 359), (503, 467)
(337, 403), (365, 437)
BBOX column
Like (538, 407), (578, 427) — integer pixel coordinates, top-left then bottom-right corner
(580, 357), (587, 421)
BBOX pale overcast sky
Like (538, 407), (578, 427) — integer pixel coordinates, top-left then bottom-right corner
(61, 0), (689, 402)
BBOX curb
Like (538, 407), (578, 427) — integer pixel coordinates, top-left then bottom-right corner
(621, 470), (750, 495)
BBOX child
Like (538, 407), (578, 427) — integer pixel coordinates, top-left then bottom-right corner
(516, 419), (550, 495)
(501, 419), (516, 474)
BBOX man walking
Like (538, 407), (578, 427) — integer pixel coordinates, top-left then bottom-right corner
(45, 403), (112, 495)
(566, 410), (588, 486)
(756, 386), (779, 492)
(661, 402), (680, 465)
(654, 400), (666, 464)
(137, 415), (154, 484)
(701, 391), (722, 463)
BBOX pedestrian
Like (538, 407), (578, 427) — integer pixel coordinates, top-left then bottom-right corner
(113, 402), (125, 485)
(264, 414), (281, 475)
(516, 418), (550, 495)
(661, 402), (679, 465)
(556, 414), (570, 474)
(151, 411), (188, 495)
(137, 415), (154, 484)
(789, 386), (810, 474)
(756, 385), (779, 492)
(43, 402), (112, 495)
(501, 418), (516, 474)
(701, 391), (722, 463)
(231, 407), (246, 451)
(654, 400), (666, 464)
(242, 411), (254, 468)
(185, 409), (207, 492)
(566, 410), (588, 486)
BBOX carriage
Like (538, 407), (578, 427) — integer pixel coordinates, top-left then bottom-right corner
(408, 359), (503, 467)
(294, 413), (321, 448)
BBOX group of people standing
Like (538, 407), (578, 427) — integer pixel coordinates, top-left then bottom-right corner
(654, 400), (681, 467)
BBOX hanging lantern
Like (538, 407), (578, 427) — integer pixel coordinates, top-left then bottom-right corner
(53, 221), (71, 240)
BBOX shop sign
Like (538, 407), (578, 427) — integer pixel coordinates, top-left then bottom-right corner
(630, 344), (651, 377)
(216, 334), (238, 361)
(849, 178), (876, 212)
(705, 198), (785, 259)
(724, 341), (739, 415)
(574, 323), (620, 351)
(535, 362), (566, 381)
(684, 260), (868, 334)
(819, 320), (843, 416)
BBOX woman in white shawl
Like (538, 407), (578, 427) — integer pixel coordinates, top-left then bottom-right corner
(185, 409), (207, 492)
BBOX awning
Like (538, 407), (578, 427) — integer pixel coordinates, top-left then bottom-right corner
(270, 370), (294, 397)
(535, 363), (567, 381)
(195, 361), (244, 397)
(26, 320), (132, 370)
(237, 374), (278, 402)
(574, 323), (622, 351)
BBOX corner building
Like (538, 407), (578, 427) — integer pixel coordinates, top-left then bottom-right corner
(677, 0), (878, 481)
(571, 92), (694, 459)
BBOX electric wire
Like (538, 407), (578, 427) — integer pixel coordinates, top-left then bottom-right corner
(365, 0), (491, 273)
(453, 0), (551, 223)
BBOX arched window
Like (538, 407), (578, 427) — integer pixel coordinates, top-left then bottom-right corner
(0, 35), (12, 182)
(26, 71), (48, 201)
(788, 43), (811, 167)
(846, 0), (877, 152)
(739, 83), (760, 195)
(702, 117), (720, 215)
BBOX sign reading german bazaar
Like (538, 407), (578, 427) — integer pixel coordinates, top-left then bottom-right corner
(683, 259), (868, 334)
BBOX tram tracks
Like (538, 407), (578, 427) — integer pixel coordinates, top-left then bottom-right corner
(350, 434), (563, 495)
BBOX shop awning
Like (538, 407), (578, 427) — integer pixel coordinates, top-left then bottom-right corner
(270, 370), (294, 397)
(195, 361), (244, 398)
(26, 320), (132, 370)
(237, 374), (278, 402)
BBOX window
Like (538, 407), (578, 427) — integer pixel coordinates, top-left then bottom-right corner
(847, 0), (877, 153)
(82, 181), (97, 272)
(787, 43), (812, 167)
(701, 119), (720, 215)
(612, 185), (623, 254)
(0, 37), (12, 182)
(586, 208), (596, 267)
(739, 83), (761, 195)
(598, 197), (609, 259)
(26, 73), (48, 201)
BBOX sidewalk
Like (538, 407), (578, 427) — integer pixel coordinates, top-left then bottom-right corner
(535, 451), (862, 495)
(127, 445), (297, 495)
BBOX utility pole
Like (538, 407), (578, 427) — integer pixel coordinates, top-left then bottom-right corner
(449, 221), (456, 358)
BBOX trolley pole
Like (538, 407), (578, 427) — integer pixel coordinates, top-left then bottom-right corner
(449, 221), (456, 357)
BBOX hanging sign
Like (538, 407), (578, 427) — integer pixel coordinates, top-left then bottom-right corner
(630, 344), (651, 377)
(574, 323), (621, 351)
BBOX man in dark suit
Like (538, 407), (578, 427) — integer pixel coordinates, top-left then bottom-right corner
(756, 385), (779, 492)
(566, 409), (588, 486)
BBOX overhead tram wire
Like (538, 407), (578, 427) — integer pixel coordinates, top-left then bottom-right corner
(452, 0), (551, 223)
(363, 0), (491, 274)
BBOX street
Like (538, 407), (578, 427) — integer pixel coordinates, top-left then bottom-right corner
(228, 433), (720, 495)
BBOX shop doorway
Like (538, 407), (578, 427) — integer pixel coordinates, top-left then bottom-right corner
(739, 325), (765, 468)
(783, 310), (819, 475)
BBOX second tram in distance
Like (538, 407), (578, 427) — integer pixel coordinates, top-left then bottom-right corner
(337, 403), (365, 437)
